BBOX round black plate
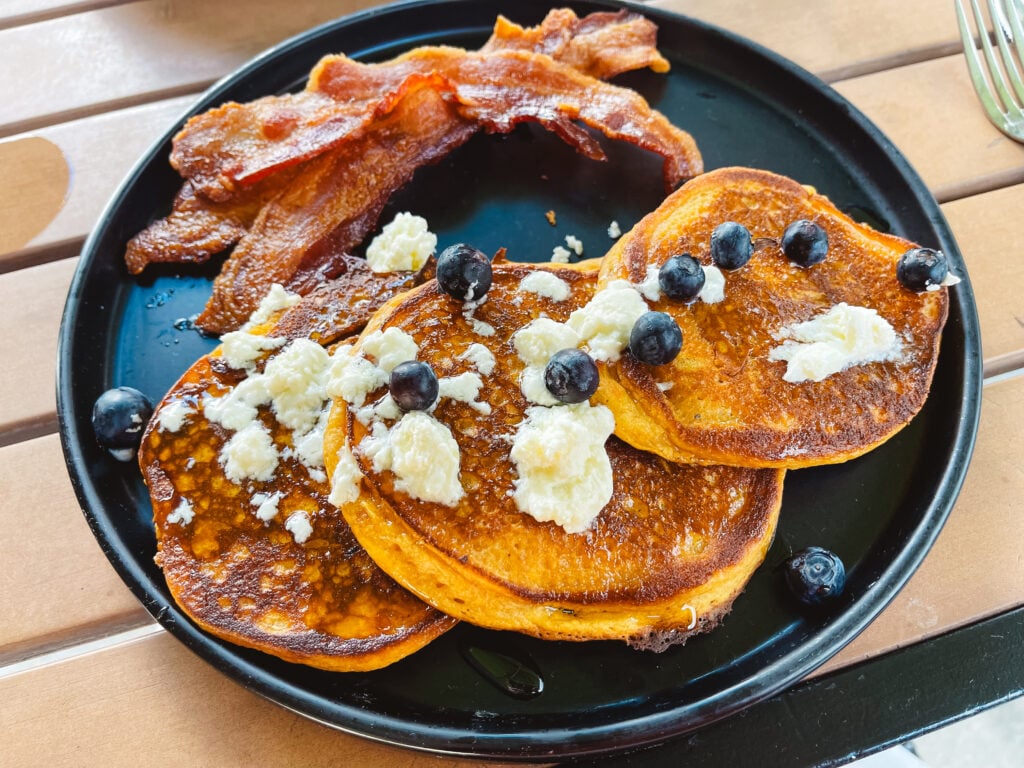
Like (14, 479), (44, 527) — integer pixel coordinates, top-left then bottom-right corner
(57, 0), (982, 760)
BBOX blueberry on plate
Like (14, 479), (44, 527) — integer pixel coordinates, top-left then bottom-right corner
(781, 219), (829, 267)
(783, 546), (846, 608)
(710, 221), (753, 270)
(92, 386), (154, 461)
(658, 253), (705, 300)
(897, 247), (948, 292)
(544, 348), (599, 404)
(629, 311), (683, 366)
(389, 360), (439, 411)
(436, 243), (493, 301)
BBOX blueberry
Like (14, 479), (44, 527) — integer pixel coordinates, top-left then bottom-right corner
(897, 247), (948, 292)
(389, 360), (439, 411)
(658, 253), (705, 300)
(710, 221), (753, 270)
(783, 547), (846, 608)
(629, 311), (683, 366)
(436, 243), (492, 301)
(92, 386), (154, 461)
(544, 349), (600, 404)
(781, 220), (829, 267)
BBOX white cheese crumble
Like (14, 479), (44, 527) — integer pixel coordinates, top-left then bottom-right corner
(438, 372), (491, 414)
(361, 327), (418, 373)
(365, 212), (436, 273)
(219, 331), (287, 371)
(156, 400), (194, 433)
(607, 220), (621, 238)
(510, 403), (615, 534)
(551, 245), (572, 263)
(284, 510), (314, 544)
(518, 271), (571, 302)
(360, 411), (464, 506)
(462, 299), (497, 337)
(242, 284), (301, 330)
(634, 265), (662, 302)
(567, 280), (648, 362)
(220, 421), (279, 482)
(205, 376), (270, 432)
(251, 491), (282, 522)
(927, 271), (962, 292)
(513, 318), (582, 406)
(657, 382), (674, 392)
(166, 498), (195, 526)
(565, 234), (584, 256)
(327, 351), (387, 407)
(328, 443), (364, 506)
(459, 343), (496, 376)
(262, 338), (331, 434)
(768, 302), (902, 383)
(698, 264), (726, 304)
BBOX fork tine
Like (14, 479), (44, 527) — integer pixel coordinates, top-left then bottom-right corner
(1003, 0), (1024, 70)
(970, 0), (1019, 113)
(956, 0), (1012, 126)
(990, 0), (1024, 104)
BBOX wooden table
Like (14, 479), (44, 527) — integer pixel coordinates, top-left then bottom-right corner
(2, 1), (1022, 765)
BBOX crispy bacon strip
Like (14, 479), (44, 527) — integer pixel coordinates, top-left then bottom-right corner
(170, 9), (678, 200)
(124, 168), (298, 274)
(481, 9), (671, 79)
(195, 78), (475, 333)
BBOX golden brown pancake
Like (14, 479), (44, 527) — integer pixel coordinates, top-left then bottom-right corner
(597, 166), (951, 468)
(323, 262), (783, 650)
(140, 293), (455, 672)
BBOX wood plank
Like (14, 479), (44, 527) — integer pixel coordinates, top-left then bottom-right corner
(833, 53), (1024, 202)
(0, 0), (384, 138)
(0, 95), (198, 270)
(941, 183), (1024, 372)
(0, 631), (518, 768)
(0, 258), (76, 443)
(0, 1), (129, 31)
(818, 373), (1024, 674)
(0, 433), (149, 660)
(652, 0), (961, 81)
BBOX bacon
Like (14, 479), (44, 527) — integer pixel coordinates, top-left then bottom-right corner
(195, 78), (475, 333)
(124, 168), (297, 274)
(170, 9), (680, 201)
(481, 9), (671, 80)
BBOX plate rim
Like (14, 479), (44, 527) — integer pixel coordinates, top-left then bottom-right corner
(56, 0), (983, 759)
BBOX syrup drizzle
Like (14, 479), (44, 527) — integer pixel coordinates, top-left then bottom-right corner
(461, 641), (544, 700)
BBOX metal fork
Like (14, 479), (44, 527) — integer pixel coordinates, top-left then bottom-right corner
(956, 0), (1024, 140)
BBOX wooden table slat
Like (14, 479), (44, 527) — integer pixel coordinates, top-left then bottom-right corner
(652, 0), (962, 81)
(834, 53), (1024, 202)
(0, 432), (149, 660)
(0, 0), (129, 31)
(0, 95), (199, 271)
(0, 0), (382, 139)
(0, 258), (77, 445)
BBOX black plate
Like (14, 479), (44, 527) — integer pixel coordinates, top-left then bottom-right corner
(57, 0), (982, 760)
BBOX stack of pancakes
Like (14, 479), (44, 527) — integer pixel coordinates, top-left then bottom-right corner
(141, 166), (951, 670)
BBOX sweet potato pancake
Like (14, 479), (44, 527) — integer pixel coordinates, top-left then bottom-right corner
(140, 290), (455, 672)
(596, 167), (951, 468)
(323, 262), (783, 650)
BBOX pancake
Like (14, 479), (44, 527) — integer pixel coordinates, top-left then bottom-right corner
(323, 261), (783, 649)
(596, 166), (952, 468)
(140, 286), (456, 672)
